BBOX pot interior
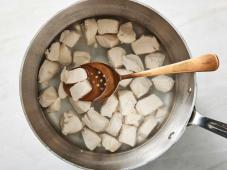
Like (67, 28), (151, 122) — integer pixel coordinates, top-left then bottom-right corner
(42, 15), (175, 153)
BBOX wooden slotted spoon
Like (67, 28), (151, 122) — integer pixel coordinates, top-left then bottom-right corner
(63, 53), (219, 102)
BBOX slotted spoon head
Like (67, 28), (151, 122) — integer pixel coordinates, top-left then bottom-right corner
(63, 62), (121, 102)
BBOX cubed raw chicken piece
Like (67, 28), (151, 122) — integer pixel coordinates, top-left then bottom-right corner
(96, 34), (119, 48)
(155, 106), (168, 123)
(73, 51), (91, 66)
(130, 77), (152, 98)
(100, 95), (118, 117)
(125, 112), (143, 127)
(60, 30), (80, 48)
(101, 134), (121, 152)
(39, 86), (58, 107)
(45, 42), (60, 61)
(107, 47), (126, 68)
(123, 54), (144, 72)
(63, 67), (87, 84)
(97, 19), (119, 34)
(39, 81), (49, 90)
(82, 108), (109, 132)
(118, 124), (137, 147)
(145, 52), (165, 69)
(152, 75), (175, 93)
(46, 98), (61, 113)
(58, 82), (68, 99)
(137, 115), (157, 143)
(131, 35), (159, 55)
(60, 110), (83, 135)
(117, 22), (136, 43)
(115, 69), (132, 87)
(38, 60), (60, 83)
(105, 112), (123, 136)
(70, 80), (92, 101)
(82, 127), (101, 151)
(118, 90), (137, 115)
(84, 19), (98, 45)
(59, 44), (72, 65)
(136, 94), (163, 116)
(69, 98), (91, 114)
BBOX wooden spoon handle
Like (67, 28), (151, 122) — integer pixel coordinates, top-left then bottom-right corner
(121, 53), (219, 79)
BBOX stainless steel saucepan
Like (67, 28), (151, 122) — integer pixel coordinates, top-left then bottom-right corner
(20, 0), (227, 169)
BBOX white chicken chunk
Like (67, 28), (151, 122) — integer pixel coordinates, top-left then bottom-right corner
(60, 30), (80, 48)
(59, 44), (72, 65)
(45, 42), (60, 61)
(97, 19), (119, 34)
(39, 86), (58, 107)
(145, 52), (165, 69)
(38, 60), (60, 83)
(58, 82), (68, 99)
(117, 22), (136, 43)
(73, 51), (91, 66)
(125, 112), (143, 127)
(123, 54), (144, 72)
(100, 95), (118, 118)
(82, 108), (109, 132)
(107, 47), (126, 68)
(118, 90), (137, 115)
(155, 106), (168, 123)
(131, 35), (159, 55)
(136, 94), (163, 116)
(69, 98), (91, 114)
(46, 98), (61, 113)
(84, 19), (98, 45)
(62, 67), (87, 84)
(130, 77), (152, 98)
(137, 115), (157, 143)
(96, 34), (119, 48)
(115, 69), (132, 87)
(118, 124), (137, 147)
(82, 128), (101, 151)
(60, 110), (83, 135)
(105, 112), (123, 137)
(101, 134), (121, 152)
(70, 80), (92, 101)
(152, 75), (175, 93)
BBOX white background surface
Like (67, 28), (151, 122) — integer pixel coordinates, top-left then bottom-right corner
(0, 0), (227, 169)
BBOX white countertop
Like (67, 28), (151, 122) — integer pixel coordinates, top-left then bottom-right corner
(0, 0), (227, 169)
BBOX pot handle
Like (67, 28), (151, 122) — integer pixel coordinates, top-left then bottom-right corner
(188, 109), (227, 138)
